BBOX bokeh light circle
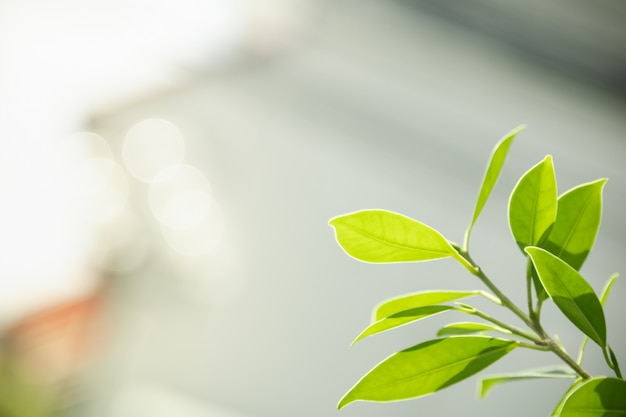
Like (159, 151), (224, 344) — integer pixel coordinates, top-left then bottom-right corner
(122, 118), (185, 182)
(149, 164), (212, 230)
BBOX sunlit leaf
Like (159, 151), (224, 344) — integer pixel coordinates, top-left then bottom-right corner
(509, 156), (557, 303)
(509, 155), (557, 250)
(599, 273), (619, 306)
(578, 273), (619, 364)
(373, 290), (483, 321)
(466, 125), (524, 246)
(540, 179), (607, 270)
(526, 247), (606, 347)
(437, 322), (512, 337)
(352, 305), (455, 345)
(556, 377), (626, 417)
(479, 365), (576, 399)
(338, 336), (518, 409)
(329, 210), (456, 263)
(552, 379), (584, 417)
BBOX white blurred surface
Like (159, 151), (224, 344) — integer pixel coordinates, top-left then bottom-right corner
(0, 0), (245, 321)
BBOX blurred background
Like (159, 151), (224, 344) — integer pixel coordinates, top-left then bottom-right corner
(1, 0), (625, 416)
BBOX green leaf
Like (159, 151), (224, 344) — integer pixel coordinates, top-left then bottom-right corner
(465, 125), (524, 246)
(525, 247), (606, 347)
(556, 377), (626, 417)
(329, 209), (456, 263)
(552, 379), (584, 417)
(352, 305), (455, 345)
(578, 273), (619, 364)
(373, 290), (482, 321)
(509, 156), (557, 303)
(508, 155), (557, 250)
(599, 273), (619, 306)
(608, 346), (623, 379)
(338, 336), (518, 409)
(437, 322), (512, 337)
(540, 179), (607, 271)
(479, 365), (577, 399)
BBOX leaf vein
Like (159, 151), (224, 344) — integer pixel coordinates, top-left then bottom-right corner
(342, 223), (450, 256)
(356, 344), (513, 396)
(557, 191), (594, 259)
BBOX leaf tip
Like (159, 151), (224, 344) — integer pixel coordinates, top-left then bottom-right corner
(523, 246), (540, 257)
(328, 210), (368, 228)
(511, 123), (527, 134)
(337, 394), (353, 410)
(349, 334), (363, 348)
(500, 124), (525, 141)
(592, 177), (609, 188)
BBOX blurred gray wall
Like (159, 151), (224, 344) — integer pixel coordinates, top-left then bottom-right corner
(86, 1), (626, 417)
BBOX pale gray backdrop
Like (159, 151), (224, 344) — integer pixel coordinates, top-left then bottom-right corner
(84, 2), (626, 416)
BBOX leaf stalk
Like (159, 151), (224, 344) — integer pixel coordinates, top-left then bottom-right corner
(604, 346), (623, 379)
(462, 306), (540, 343)
(539, 330), (592, 380)
(457, 248), (593, 380)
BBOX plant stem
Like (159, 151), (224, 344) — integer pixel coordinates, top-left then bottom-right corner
(535, 298), (544, 319)
(457, 248), (592, 380)
(460, 250), (535, 329)
(518, 343), (551, 352)
(604, 346), (623, 379)
(576, 337), (590, 366)
(525, 259), (535, 319)
(462, 228), (471, 253)
(466, 307), (541, 343)
(534, 325), (592, 379)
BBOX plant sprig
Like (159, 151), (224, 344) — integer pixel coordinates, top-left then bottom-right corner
(330, 126), (624, 416)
